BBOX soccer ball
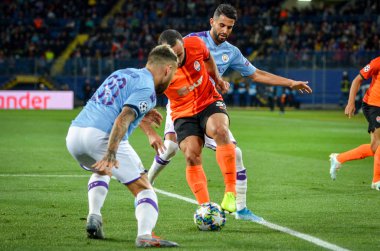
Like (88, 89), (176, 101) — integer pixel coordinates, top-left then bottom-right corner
(193, 202), (226, 231)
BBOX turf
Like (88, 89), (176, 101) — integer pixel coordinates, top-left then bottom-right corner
(0, 108), (379, 250)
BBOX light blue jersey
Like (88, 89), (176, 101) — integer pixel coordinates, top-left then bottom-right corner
(72, 68), (156, 141)
(186, 31), (256, 77)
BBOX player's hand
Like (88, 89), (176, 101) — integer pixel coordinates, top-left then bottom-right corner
(92, 152), (119, 176)
(344, 102), (356, 118)
(148, 133), (166, 155)
(215, 78), (230, 94)
(290, 81), (312, 94)
(142, 109), (163, 128)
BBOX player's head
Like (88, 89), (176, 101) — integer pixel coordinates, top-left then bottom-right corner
(210, 4), (237, 44)
(146, 44), (178, 94)
(158, 29), (185, 67)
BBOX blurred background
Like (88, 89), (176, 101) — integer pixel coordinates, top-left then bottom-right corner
(0, 0), (379, 109)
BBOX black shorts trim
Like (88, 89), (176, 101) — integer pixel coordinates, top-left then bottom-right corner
(362, 102), (380, 133)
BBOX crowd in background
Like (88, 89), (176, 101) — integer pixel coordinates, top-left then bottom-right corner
(73, 0), (380, 67)
(0, 0), (379, 109)
(1, 0), (379, 63)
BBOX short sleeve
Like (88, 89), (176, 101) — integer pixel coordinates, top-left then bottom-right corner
(199, 39), (210, 61)
(229, 47), (256, 77)
(360, 57), (380, 80)
(123, 88), (154, 118)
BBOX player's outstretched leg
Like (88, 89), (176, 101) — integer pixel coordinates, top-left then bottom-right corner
(234, 146), (264, 222)
(329, 153), (342, 180)
(329, 144), (373, 180)
(148, 140), (179, 184)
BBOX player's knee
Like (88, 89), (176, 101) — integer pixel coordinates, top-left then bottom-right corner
(91, 172), (111, 182)
(212, 127), (230, 143)
(371, 141), (380, 153)
(184, 151), (202, 166)
(164, 139), (179, 159)
(126, 175), (152, 196)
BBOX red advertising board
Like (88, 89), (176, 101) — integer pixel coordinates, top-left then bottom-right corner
(0, 91), (74, 110)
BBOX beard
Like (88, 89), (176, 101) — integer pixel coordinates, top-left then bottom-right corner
(212, 29), (227, 44)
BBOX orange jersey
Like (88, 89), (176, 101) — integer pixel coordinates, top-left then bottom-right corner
(362, 56), (380, 106)
(164, 36), (223, 121)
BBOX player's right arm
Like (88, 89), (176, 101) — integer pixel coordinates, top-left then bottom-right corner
(92, 106), (136, 175)
(345, 74), (364, 118)
(204, 54), (230, 94)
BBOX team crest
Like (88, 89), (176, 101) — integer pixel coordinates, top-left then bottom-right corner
(222, 54), (229, 63)
(363, 65), (370, 72)
(139, 101), (148, 113)
(376, 116), (380, 123)
(194, 61), (201, 71)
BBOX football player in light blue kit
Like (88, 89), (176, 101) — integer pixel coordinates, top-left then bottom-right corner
(66, 45), (180, 248)
(147, 4), (312, 222)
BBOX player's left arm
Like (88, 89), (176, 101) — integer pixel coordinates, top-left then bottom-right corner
(345, 74), (364, 118)
(204, 54), (230, 94)
(92, 106), (136, 175)
(249, 69), (312, 94)
(139, 109), (166, 154)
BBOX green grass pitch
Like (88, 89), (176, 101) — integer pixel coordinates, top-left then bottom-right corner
(0, 108), (379, 250)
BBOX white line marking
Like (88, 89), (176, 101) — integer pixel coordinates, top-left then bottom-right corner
(154, 188), (350, 251)
(155, 188), (198, 204)
(1, 174), (350, 251)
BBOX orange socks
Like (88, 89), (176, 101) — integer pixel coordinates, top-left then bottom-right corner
(337, 144), (373, 163)
(374, 147), (380, 183)
(337, 143), (380, 182)
(186, 165), (209, 204)
(216, 143), (237, 194)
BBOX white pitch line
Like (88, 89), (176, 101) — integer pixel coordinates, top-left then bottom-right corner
(154, 188), (350, 251)
(0, 174), (350, 251)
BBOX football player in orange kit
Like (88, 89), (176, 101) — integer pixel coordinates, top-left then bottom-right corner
(330, 56), (380, 190)
(157, 29), (237, 211)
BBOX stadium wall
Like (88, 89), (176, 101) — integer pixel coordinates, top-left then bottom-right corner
(0, 68), (365, 107)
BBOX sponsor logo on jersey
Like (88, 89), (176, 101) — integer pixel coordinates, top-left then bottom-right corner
(364, 64), (370, 72)
(177, 76), (203, 96)
(194, 61), (201, 71)
(139, 101), (148, 113)
(215, 100), (226, 110)
(222, 54), (229, 63)
(244, 59), (250, 66)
